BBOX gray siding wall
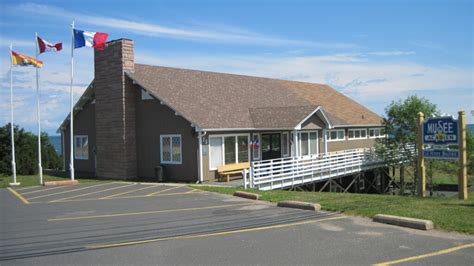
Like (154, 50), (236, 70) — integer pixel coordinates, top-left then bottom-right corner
(301, 115), (324, 129)
(62, 100), (96, 177)
(135, 87), (198, 182)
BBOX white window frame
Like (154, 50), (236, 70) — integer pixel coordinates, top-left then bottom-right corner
(369, 128), (386, 139)
(160, 134), (182, 164)
(208, 134), (250, 171)
(298, 131), (319, 156)
(252, 133), (261, 160)
(348, 128), (368, 140)
(282, 132), (290, 157)
(74, 135), (89, 160)
(326, 129), (345, 142)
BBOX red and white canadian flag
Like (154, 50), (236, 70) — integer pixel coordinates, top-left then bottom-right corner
(37, 35), (62, 54)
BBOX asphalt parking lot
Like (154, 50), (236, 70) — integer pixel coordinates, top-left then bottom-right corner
(1, 182), (473, 265)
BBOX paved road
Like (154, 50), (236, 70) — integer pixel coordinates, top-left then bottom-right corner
(1, 182), (473, 265)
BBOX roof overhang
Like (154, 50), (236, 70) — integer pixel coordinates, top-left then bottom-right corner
(332, 124), (384, 128)
(198, 127), (295, 132)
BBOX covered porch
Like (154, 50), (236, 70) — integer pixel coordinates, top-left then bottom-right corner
(198, 107), (336, 182)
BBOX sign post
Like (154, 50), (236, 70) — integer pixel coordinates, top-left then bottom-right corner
(417, 112), (426, 197)
(420, 111), (467, 200)
(458, 111), (468, 200)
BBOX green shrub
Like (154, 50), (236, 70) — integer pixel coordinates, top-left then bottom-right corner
(0, 123), (62, 175)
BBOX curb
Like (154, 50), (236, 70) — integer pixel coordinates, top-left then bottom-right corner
(277, 201), (321, 211)
(373, 214), (434, 231)
(44, 180), (80, 187)
(233, 191), (260, 200)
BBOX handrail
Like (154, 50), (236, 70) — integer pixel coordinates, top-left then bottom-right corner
(245, 145), (414, 190)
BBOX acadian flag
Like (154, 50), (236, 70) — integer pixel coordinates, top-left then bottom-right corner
(73, 29), (109, 50)
(37, 35), (62, 53)
(11, 51), (43, 68)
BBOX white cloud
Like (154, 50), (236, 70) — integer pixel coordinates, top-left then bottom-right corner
(136, 51), (473, 122)
(13, 3), (357, 48)
(0, 46), (94, 134)
(367, 51), (415, 56)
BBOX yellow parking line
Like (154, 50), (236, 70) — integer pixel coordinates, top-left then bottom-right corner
(7, 188), (30, 205)
(21, 185), (74, 195)
(146, 186), (182, 196)
(42, 190), (205, 204)
(100, 185), (161, 199)
(49, 202), (253, 221)
(27, 183), (112, 200)
(86, 216), (345, 249)
(373, 243), (474, 266)
(50, 183), (136, 202)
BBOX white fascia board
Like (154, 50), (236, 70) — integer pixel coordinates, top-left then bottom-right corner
(332, 124), (383, 128)
(294, 106), (333, 130)
(201, 127), (294, 132)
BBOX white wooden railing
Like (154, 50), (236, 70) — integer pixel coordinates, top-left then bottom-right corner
(243, 148), (400, 191)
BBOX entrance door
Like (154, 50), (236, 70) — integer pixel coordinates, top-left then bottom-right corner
(261, 133), (281, 160)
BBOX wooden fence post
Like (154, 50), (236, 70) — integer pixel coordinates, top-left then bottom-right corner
(417, 112), (426, 197)
(458, 111), (468, 200)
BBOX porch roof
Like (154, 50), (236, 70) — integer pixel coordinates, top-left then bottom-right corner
(248, 105), (320, 130)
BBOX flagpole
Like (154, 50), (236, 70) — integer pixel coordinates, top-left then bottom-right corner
(9, 44), (19, 186)
(35, 33), (43, 185)
(70, 20), (75, 181)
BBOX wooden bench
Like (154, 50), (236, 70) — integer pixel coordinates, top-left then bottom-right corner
(217, 162), (250, 183)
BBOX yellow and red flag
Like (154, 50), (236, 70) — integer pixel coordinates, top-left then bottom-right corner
(11, 51), (43, 68)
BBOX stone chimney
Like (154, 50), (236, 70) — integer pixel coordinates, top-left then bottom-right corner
(94, 39), (137, 179)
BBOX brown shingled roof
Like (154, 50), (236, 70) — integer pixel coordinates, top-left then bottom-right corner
(249, 105), (319, 129)
(127, 64), (382, 130)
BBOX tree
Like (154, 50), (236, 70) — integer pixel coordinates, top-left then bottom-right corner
(376, 95), (438, 194)
(378, 95), (438, 164)
(0, 123), (62, 175)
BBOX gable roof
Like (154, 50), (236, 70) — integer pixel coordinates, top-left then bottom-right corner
(127, 64), (382, 130)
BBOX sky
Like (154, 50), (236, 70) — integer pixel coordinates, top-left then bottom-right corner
(0, 0), (473, 135)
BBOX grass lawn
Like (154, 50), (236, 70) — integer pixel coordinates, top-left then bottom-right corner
(391, 165), (474, 185)
(193, 186), (474, 234)
(0, 174), (109, 188)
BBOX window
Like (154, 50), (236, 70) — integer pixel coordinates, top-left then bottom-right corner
(298, 131), (318, 156)
(251, 134), (261, 160)
(209, 137), (223, 170)
(369, 128), (385, 138)
(74, 135), (89, 160)
(209, 134), (250, 170)
(309, 132), (318, 155)
(348, 129), (367, 140)
(237, 136), (249, 163)
(300, 132), (309, 156)
(224, 136), (236, 164)
(160, 135), (182, 164)
(141, 89), (153, 100)
(326, 129), (345, 141)
(282, 132), (289, 157)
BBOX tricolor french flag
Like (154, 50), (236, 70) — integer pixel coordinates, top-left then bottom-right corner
(73, 29), (109, 50)
(37, 35), (62, 54)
